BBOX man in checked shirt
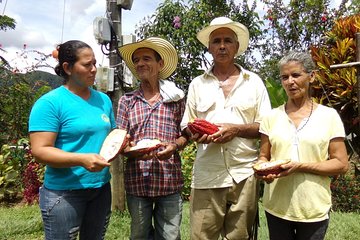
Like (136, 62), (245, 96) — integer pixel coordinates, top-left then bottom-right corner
(116, 37), (188, 240)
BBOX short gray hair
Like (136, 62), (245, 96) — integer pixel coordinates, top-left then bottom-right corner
(278, 51), (316, 73)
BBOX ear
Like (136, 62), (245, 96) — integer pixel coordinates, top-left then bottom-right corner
(63, 62), (71, 76)
(309, 70), (316, 83)
(159, 59), (164, 69)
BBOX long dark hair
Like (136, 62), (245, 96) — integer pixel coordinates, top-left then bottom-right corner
(54, 40), (91, 82)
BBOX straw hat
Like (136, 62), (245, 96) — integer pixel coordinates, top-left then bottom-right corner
(119, 37), (178, 80)
(197, 16), (249, 56)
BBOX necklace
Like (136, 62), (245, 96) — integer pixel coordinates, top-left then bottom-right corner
(295, 100), (313, 132)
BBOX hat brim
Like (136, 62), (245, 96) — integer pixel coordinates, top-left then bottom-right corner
(119, 37), (178, 80)
(197, 22), (249, 56)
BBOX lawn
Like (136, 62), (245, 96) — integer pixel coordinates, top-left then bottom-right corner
(1, 201), (359, 240)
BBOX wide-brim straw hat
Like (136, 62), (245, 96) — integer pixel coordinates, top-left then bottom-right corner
(197, 16), (249, 56)
(119, 37), (178, 80)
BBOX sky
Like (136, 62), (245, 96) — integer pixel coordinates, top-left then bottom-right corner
(0, 0), (343, 73)
(0, 0), (162, 72)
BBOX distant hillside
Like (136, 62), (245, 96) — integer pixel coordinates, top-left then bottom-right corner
(26, 70), (63, 89)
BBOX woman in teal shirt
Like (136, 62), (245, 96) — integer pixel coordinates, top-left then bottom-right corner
(29, 40), (116, 240)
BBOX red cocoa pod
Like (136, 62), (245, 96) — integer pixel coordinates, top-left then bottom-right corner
(100, 129), (128, 162)
(193, 119), (219, 133)
(253, 159), (291, 176)
(188, 119), (219, 135)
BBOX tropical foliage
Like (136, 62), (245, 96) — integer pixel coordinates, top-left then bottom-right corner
(0, 15), (16, 32)
(136, 0), (263, 91)
(310, 13), (360, 159)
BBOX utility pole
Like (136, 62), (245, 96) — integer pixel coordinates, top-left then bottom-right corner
(107, 0), (125, 211)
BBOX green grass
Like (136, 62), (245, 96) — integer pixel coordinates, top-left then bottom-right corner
(1, 202), (359, 240)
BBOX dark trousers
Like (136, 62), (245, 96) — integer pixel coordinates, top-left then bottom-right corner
(265, 211), (329, 240)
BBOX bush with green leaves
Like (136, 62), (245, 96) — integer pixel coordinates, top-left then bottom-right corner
(0, 138), (44, 204)
(180, 141), (196, 200)
(331, 174), (360, 213)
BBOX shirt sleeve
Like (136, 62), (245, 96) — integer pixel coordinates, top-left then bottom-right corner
(180, 80), (198, 130)
(329, 108), (346, 139)
(116, 96), (129, 130)
(28, 98), (60, 132)
(254, 76), (272, 124)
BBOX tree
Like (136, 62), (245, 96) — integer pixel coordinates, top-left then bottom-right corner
(0, 15), (16, 31)
(258, 0), (355, 83)
(310, 13), (360, 158)
(135, 0), (264, 91)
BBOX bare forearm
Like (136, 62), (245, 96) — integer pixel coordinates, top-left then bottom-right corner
(232, 123), (260, 139)
(297, 158), (349, 176)
(32, 146), (86, 168)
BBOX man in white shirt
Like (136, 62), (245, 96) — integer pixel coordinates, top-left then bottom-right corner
(180, 16), (271, 240)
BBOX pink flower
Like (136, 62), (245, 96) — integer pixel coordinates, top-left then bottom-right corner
(173, 16), (181, 24)
(174, 22), (181, 29)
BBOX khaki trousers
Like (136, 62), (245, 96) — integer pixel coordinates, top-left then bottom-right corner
(190, 175), (259, 240)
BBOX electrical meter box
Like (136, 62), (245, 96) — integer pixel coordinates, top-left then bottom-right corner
(122, 34), (137, 87)
(93, 17), (111, 44)
(95, 67), (115, 92)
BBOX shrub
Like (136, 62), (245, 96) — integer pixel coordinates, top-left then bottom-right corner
(180, 141), (196, 200)
(0, 138), (43, 204)
(22, 150), (43, 204)
(331, 174), (360, 213)
(0, 139), (29, 202)
(311, 14), (360, 156)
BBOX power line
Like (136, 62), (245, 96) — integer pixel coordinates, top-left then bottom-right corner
(60, 0), (66, 43)
(1, 0), (8, 16)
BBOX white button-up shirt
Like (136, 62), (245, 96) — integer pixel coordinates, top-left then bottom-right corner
(181, 64), (271, 189)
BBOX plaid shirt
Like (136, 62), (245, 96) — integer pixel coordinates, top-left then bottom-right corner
(116, 89), (185, 197)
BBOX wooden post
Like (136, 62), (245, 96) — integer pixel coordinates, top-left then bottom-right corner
(107, 0), (125, 212)
(356, 33), (360, 118)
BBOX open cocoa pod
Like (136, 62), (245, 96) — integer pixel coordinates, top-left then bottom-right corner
(128, 139), (162, 154)
(253, 159), (291, 176)
(100, 129), (128, 162)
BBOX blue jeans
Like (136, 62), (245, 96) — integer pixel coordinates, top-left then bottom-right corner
(39, 183), (111, 240)
(127, 193), (183, 240)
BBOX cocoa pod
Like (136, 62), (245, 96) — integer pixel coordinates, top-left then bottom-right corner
(253, 159), (291, 176)
(100, 129), (128, 162)
(188, 119), (219, 135)
(193, 119), (219, 133)
(128, 139), (162, 154)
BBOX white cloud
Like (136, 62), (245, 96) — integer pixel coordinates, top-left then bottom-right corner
(0, 0), (162, 73)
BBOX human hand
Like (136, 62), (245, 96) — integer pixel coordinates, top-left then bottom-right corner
(82, 154), (111, 172)
(276, 161), (299, 177)
(211, 123), (237, 143)
(156, 142), (177, 160)
(186, 127), (213, 144)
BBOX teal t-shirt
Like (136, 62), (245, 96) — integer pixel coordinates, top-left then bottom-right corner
(29, 86), (116, 190)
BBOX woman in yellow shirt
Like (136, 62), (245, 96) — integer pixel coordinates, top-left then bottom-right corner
(257, 51), (348, 240)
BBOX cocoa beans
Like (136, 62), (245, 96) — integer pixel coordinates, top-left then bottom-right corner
(253, 159), (291, 176)
(188, 118), (219, 135)
(128, 139), (162, 154)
